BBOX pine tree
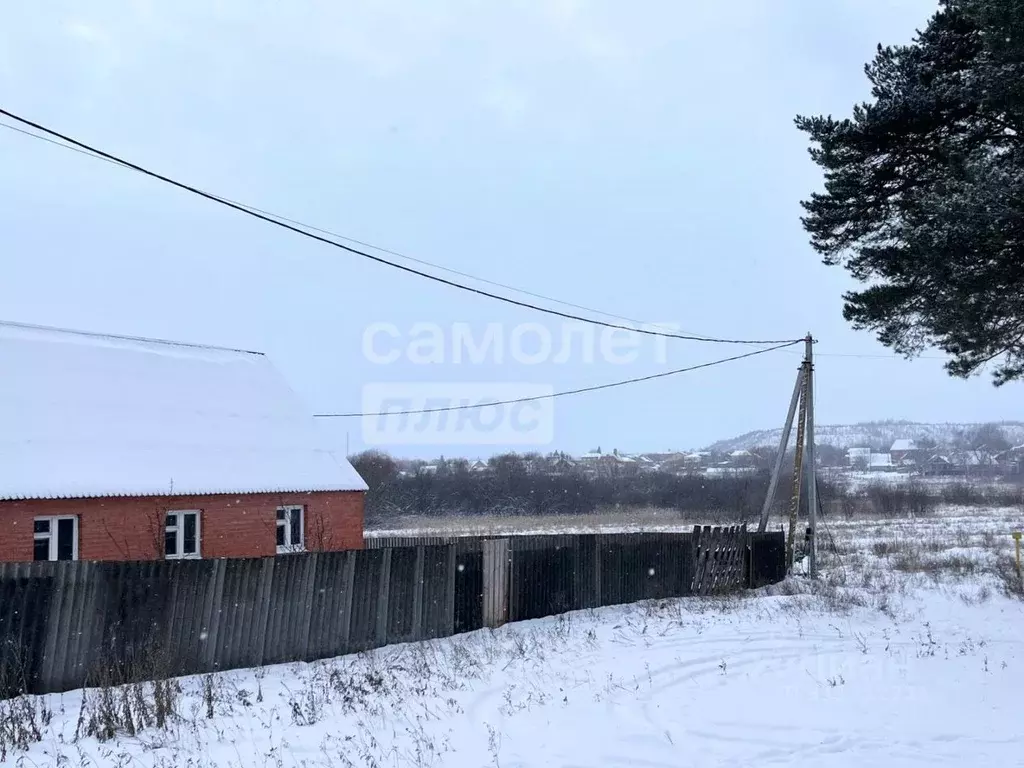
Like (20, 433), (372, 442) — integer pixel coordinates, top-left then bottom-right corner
(797, 0), (1024, 384)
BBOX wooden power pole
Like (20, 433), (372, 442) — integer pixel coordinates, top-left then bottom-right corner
(757, 334), (817, 578)
(805, 334), (818, 579)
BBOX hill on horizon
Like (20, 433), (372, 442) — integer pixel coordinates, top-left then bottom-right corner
(704, 420), (1024, 453)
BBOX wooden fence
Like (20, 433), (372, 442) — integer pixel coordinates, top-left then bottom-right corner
(0, 528), (784, 697)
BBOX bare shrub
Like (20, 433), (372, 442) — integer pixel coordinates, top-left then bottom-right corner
(871, 540), (900, 557)
(993, 557), (1024, 599)
(863, 482), (935, 518)
(0, 695), (50, 760)
(892, 551), (979, 580)
(75, 642), (180, 743)
(0, 639), (31, 701)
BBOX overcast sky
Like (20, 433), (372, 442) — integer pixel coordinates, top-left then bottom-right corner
(1, 0), (1016, 459)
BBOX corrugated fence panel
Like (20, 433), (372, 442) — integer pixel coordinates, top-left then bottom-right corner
(213, 557), (260, 671)
(0, 563), (55, 696)
(420, 546), (454, 640)
(348, 549), (384, 651)
(0, 527), (785, 697)
(749, 531), (786, 588)
(37, 561), (73, 693)
(453, 549), (483, 634)
(510, 538), (578, 622)
(636, 536), (684, 601)
(598, 535), (644, 607)
(385, 547), (419, 643)
(574, 535), (599, 610)
(593, 534), (694, 607)
(168, 559), (217, 677)
(306, 551), (353, 660)
(199, 559), (227, 671)
(38, 560), (75, 693)
(270, 555), (302, 664)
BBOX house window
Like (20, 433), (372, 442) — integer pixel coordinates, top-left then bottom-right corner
(165, 510), (201, 559)
(33, 516), (78, 561)
(276, 506), (304, 553)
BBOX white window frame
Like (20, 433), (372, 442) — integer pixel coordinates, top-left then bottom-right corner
(276, 505), (305, 554)
(33, 515), (79, 561)
(165, 510), (202, 560)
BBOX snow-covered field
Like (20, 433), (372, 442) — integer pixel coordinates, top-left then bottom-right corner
(826, 469), (1022, 493)
(4, 508), (1023, 767)
(366, 506), (694, 538)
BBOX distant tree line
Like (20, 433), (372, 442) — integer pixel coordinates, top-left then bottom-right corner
(349, 450), (775, 522)
(350, 449), (1023, 524)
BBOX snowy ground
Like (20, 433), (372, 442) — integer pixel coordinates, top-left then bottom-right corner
(827, 470), (1021, 493)
(366, 506), (694, 538)
(4, 508), (1023, 767)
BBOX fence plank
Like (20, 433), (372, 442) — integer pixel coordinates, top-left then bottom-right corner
(411, 546), (425, 640)
(385, 547), (418, 643)
(297, 553), (318, 661)
(375, 548), (392, 646)
(482, 539), (509, 628)
(251, 558), (275, 666)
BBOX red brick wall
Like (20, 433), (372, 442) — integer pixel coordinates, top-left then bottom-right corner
(0, 491), (364, 563)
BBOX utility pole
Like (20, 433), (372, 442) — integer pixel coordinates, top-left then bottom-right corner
(805, 334), (818, 579)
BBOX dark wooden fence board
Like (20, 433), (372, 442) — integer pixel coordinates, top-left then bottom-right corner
(420, 546), (453, 639)
(0, 572), (52, 696)
(510, 543), (576, 622)
(749, 531), (786, 588)
(386, 547), (419, 643)
(575, 535), (599, 610)
(453, 550), (483, 634)
(348, 549), (383, 651)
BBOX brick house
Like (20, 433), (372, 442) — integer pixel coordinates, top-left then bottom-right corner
(889, 439), (919, 467)
(0, 321), (367, 563)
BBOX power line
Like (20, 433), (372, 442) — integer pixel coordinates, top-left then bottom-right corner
(314, 340), (801, 418)
(2, 119), (680, 334)
(0, 108), (801, 346)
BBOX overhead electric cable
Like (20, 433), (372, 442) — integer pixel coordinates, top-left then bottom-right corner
(313, 340), (801, 418)
(0, 109), (801, 346)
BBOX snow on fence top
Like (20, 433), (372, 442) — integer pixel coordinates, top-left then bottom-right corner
(0, 321), (367, 499)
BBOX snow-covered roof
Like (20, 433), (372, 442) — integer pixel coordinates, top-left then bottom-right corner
(868, 453), (893, 468)
(890, 439), (917, 452)
(0, 321), (367, 500)
(951, 450), (994, 467)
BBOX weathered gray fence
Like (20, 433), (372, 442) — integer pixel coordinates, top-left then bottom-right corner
(0, 528), (784, 697)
